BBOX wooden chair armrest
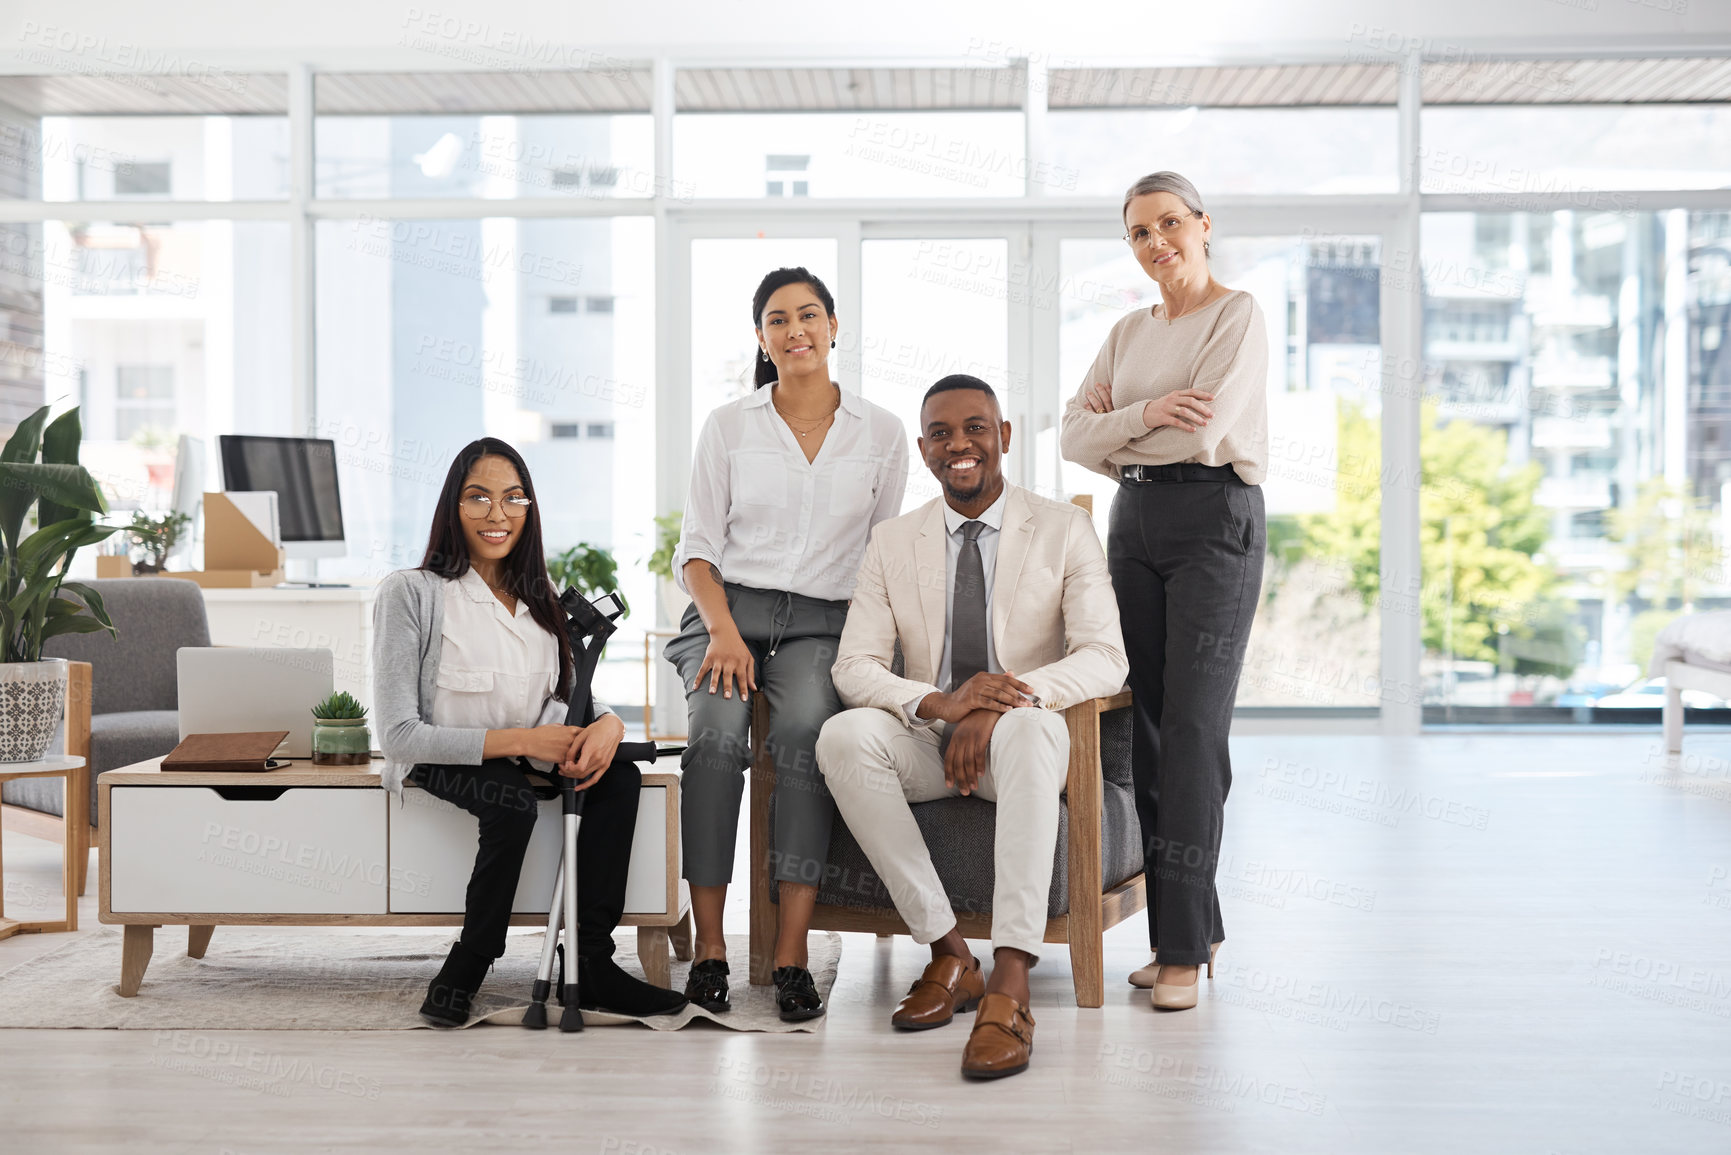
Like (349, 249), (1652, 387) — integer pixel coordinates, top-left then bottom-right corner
(65, 660), (92, 764)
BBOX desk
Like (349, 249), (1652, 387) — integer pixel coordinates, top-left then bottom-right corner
(0, 755), (85, 938)
(198, 585), (376, 701)
(98, 755), (690, 997)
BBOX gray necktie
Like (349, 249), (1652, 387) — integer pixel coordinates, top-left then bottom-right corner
(950, 520), (988, 690)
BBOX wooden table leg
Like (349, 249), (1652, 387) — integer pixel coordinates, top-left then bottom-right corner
(119, 925), (157, 997)
(187, 924), (215, 959)
(59, 770), (77, 932)
(636, 925), (672, 989)
(670, 909), (693, 962)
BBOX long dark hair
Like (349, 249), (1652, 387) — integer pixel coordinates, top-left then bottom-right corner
(751, 266), (836, 388)
(420, 437), (573, 700)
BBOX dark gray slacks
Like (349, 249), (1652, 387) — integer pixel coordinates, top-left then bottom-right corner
(664, 583), (847, 887)
(1108, 474), (1266, 966)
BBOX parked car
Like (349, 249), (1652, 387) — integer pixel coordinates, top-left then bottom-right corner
(1592, 678), (1724, 710)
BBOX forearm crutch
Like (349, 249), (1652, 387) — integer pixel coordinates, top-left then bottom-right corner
(522, 779), (587, 1032)
(522, 582), (664, 1033)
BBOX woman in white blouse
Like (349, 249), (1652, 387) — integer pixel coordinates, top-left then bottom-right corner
(373, 438), (687, 1026)
(667, 267), (908, 1021)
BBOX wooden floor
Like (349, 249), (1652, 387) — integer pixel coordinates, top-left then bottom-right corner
(3, 731), (1730, 1154)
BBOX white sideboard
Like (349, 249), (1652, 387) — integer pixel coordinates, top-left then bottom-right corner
(99, 757), (691, 998)
(198, 585), (376, 701)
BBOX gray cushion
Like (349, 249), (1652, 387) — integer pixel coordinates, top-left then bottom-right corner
(0, 710), (179, 822)
(773, 704), (1141, 920)
(43, 578), (210, 715)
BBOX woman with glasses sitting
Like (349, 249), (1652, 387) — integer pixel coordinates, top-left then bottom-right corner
(1060, 171), (1269, 1013)
(373, 437), (688, 1026)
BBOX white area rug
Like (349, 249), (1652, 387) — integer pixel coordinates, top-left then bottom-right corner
(0, 928), (840, 1032)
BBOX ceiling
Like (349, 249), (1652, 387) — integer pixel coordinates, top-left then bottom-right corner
(1, 58), (1728, 117)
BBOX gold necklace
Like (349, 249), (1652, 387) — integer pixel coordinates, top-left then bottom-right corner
(1159, 281), (1222, 325)
(772, 387), (840, 439)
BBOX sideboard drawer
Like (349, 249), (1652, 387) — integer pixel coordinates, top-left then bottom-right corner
(109, 786), (388, 915)
(390, 784), (673, 916)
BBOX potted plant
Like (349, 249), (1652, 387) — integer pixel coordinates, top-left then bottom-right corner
(547, 542), (626, 612)
(125, 510), (190, 574)
(310, 690), (371, 766)
(0, 405), (120, 761)
(646, 511), (688, 625)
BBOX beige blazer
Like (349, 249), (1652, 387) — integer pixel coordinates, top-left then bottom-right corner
(831, 484), (1128, 717)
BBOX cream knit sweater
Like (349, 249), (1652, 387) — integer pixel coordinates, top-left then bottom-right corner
(1059, 289), (1269, 486)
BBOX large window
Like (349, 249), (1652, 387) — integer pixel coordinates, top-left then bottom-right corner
(1049, 108), (1400, 198)
(1057, 231), (1385, 709)
(3, 59), (1730, 730)
(675, 112), (1030, 198)
(1421, 210), (1731, 713)
(14, 217), (293, 523)
(315, 115), (654, 200)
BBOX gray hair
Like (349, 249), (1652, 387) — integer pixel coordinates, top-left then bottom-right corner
(1122, 170), (1209, 256)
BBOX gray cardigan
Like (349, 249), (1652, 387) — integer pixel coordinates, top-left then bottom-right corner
(371, 567), (605, 794)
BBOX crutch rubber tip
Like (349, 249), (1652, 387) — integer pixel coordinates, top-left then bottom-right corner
(521, 1001), (548, 1030)
(559, 1002), (586, 1033)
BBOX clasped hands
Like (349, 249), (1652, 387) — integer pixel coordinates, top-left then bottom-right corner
(917, 671), (1039, 798)
(518, 713), (625, 789)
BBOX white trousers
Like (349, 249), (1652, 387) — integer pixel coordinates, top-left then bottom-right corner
(815, 706), (1069, 959)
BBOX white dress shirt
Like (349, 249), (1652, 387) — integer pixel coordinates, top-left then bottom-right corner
(901, 486), (1009, 726)
(432, 566), (608, 770)
(675, 385), (908, 602)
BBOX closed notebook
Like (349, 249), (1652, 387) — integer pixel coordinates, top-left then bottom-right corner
(161, 731), (291, 772)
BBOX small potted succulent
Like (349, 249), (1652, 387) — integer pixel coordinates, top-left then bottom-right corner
(310, 690), (371, 766)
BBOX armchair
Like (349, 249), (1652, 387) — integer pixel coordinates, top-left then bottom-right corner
(0, 578), (210, 894)
(748, 689), (1145, 1007)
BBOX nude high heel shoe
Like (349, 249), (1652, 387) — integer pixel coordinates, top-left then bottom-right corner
(1149, 943), (1221, 1011)
(1130, 941), (1220, 989)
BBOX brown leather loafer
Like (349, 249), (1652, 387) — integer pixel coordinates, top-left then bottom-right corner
(891, 954), (985, 1031)
(960, 992), (1035, 1080)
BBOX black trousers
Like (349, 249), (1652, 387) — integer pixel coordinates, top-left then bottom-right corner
(408, 757), (641, 961)
(1107, 468), (1266, 966)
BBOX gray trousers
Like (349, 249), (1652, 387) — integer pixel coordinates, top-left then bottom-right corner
(1108, 467), (1266, 966)
(664, 582), (847, 887)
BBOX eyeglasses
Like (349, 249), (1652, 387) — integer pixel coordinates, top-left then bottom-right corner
(460, 494), (533, 519)
(1123, 211), (1204, 248)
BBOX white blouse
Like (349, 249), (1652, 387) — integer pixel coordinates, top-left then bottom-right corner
(675, 385), (908, 602)
(432, 567), (608, 769)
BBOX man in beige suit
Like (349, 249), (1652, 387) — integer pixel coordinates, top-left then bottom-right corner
(816, 374), (1127, 1080)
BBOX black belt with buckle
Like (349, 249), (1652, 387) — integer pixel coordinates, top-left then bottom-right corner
(1118, 463), (1240, 484)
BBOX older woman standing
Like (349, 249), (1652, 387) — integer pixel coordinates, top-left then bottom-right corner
(1060, 171), (1268, 1012)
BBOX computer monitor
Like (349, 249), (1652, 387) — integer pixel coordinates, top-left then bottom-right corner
(168, 434), (204, 565)
(217, 435), (346, 561)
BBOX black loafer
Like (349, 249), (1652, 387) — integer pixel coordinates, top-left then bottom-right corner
(685, 958), (731, 1012)
(772, 965), (825, 1022)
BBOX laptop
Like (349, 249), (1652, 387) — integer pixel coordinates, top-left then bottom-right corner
(176, 647), (335, 759)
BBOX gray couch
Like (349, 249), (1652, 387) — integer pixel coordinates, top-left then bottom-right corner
(0, 578), (210, 823)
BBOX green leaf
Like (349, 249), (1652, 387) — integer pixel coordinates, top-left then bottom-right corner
(0, 405), (51, 565)
(37, 408), (86, 529)
(1, 405), (50, 464)
(40, 614), (113, 642)
(0, 463), (108, 516)
(58, 581), (115, 634)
